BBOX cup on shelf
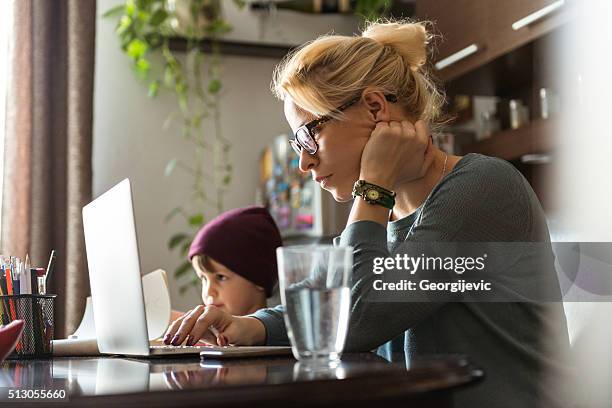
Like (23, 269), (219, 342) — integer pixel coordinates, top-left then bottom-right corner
(509, 99), (530, 129)
(539, 88), (560, 119)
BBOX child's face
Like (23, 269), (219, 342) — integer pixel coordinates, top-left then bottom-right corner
(193, 257), (266, 316)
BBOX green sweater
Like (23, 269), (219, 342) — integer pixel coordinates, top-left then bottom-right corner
(251, 153), (570, 407)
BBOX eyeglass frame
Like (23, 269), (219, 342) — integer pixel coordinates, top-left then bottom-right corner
(290, 93), (399, 156)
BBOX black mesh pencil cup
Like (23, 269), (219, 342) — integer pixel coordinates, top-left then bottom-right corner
(1, 294), (56, 359)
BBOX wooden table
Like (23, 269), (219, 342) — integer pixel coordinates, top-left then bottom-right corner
(0, 353), (483, 407)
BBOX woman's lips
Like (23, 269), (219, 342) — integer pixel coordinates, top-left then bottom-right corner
(314, 174), (332, 186)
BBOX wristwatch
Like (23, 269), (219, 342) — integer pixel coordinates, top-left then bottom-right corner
(352, 180), (396, 209)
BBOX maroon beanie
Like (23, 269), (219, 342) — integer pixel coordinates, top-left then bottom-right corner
(188, 206), (282, 297)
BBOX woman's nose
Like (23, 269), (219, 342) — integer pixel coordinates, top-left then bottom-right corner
(298, 149), (317, 173)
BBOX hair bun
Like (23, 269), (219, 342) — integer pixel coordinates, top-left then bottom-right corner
(362, 21), (429, 72)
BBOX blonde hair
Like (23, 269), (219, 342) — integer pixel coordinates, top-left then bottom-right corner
(272, 19), (446, 127)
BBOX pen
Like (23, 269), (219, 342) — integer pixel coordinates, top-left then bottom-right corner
(5, 264), (14, 296)
(30, 268), (38, 296)
(0, 274), (6, 325)
(5, 266), (17, 321)
(36, 268), (47, 296)
(12, 262), (20, 296)
(20, 258), (31, 295)
(45, 250), (56, 288)
(0, 269), (7, 295)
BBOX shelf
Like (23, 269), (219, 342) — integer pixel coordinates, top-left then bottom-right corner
(460, 118), (555, 161)
(167, 37), (294, 59)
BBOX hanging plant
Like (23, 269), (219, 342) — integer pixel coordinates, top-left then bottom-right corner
(353, 0), (392, 21)
(104, 0), (245, 293)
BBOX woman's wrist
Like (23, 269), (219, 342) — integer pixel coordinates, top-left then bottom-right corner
(238, 316), (267, 346)
(348, 193), (391, 226)
(358, 172), (395, 191)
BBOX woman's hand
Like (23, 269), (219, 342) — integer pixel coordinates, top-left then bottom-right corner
(359, 120), (430, 189)
(162, 305), (266, 346)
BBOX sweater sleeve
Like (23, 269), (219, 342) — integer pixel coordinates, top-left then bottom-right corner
(251, 155), (538, 350)
(339, 220), (445, 351)
(342, 156), (538, 352)
(249, 304), (290, 346)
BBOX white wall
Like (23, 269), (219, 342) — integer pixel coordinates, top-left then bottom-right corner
(94, 0), (358, 311)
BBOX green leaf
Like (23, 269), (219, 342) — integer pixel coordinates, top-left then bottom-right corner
(163, 64), (174, 87)
(206, 19), (232, 36)
(148, 80), (159, 97)
(165, 158), (177, 176)
(233, 0), (246, 9)
(178, 94), (188, 114)
(136, 0), (153, 11)
(188, 213), (204, 226)
(222, 174), (231, 185)
(119, 31), (135, 49)
(102, 4), (125, 18)
(207, 79), (221, 94)
(175, 80), (187, 94)
(168, 233), (190, 250)
(149, 9), (168, 26)
(125, 0), (135, 17)
(180, 240), (191, 257)
(135, 58), (150, 78)
(192, 114), (202, 128)
(127, 39), (148, 59)
(117, 15), (133, 35)
(174, 260), (193, 278)
(144, 32), (164, 49)
(165, 206), (184, 223)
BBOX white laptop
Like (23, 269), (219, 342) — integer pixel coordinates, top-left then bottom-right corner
(82, 178), (291, 358)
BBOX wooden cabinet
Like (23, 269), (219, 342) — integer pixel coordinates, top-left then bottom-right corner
(488, 0), (574, 58)
(417, 0), (574, 81)
(416, 0), (489, 81)
(415, 1), (576, 211)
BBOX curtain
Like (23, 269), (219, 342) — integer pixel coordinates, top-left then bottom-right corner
(1, 0), (96, 338)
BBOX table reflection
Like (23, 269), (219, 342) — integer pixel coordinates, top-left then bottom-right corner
(0, 353), (476, 399)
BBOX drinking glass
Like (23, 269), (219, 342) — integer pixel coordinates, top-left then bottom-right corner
(276, 245), (353, 364)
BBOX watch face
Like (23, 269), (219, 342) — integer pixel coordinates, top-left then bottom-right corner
(366, 189), (380, 201)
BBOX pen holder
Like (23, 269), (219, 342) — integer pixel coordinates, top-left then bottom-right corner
(0, 294), (56, 359)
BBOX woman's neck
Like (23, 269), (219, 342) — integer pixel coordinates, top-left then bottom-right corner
(391, 149), (452, 221)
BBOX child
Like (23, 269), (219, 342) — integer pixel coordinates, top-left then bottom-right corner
(169, 206), (282, 331)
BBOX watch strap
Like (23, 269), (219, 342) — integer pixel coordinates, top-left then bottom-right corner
(352, 180), (396, 209)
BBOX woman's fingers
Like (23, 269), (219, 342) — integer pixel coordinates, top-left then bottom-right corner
(170, 305), (206, 345)
(186, 306), (227, 346)
(414, 120), (430, 146)
(163, 314), (187, 344)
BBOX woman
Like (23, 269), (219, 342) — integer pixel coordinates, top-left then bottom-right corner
(163, 20), (569, 407)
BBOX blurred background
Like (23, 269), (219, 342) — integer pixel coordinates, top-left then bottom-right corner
(1, 2), (611, 402)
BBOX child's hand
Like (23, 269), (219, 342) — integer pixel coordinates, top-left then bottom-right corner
(359, 120), (430, 189)
(162, 305), (266, 346)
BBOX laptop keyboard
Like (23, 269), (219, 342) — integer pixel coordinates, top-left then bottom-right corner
(151, 345), (209, 349)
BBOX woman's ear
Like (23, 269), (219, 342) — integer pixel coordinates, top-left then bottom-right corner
(362, 89), (391, 122)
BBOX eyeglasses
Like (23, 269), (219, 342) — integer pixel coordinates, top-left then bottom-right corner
(289, 94), (398, 156)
